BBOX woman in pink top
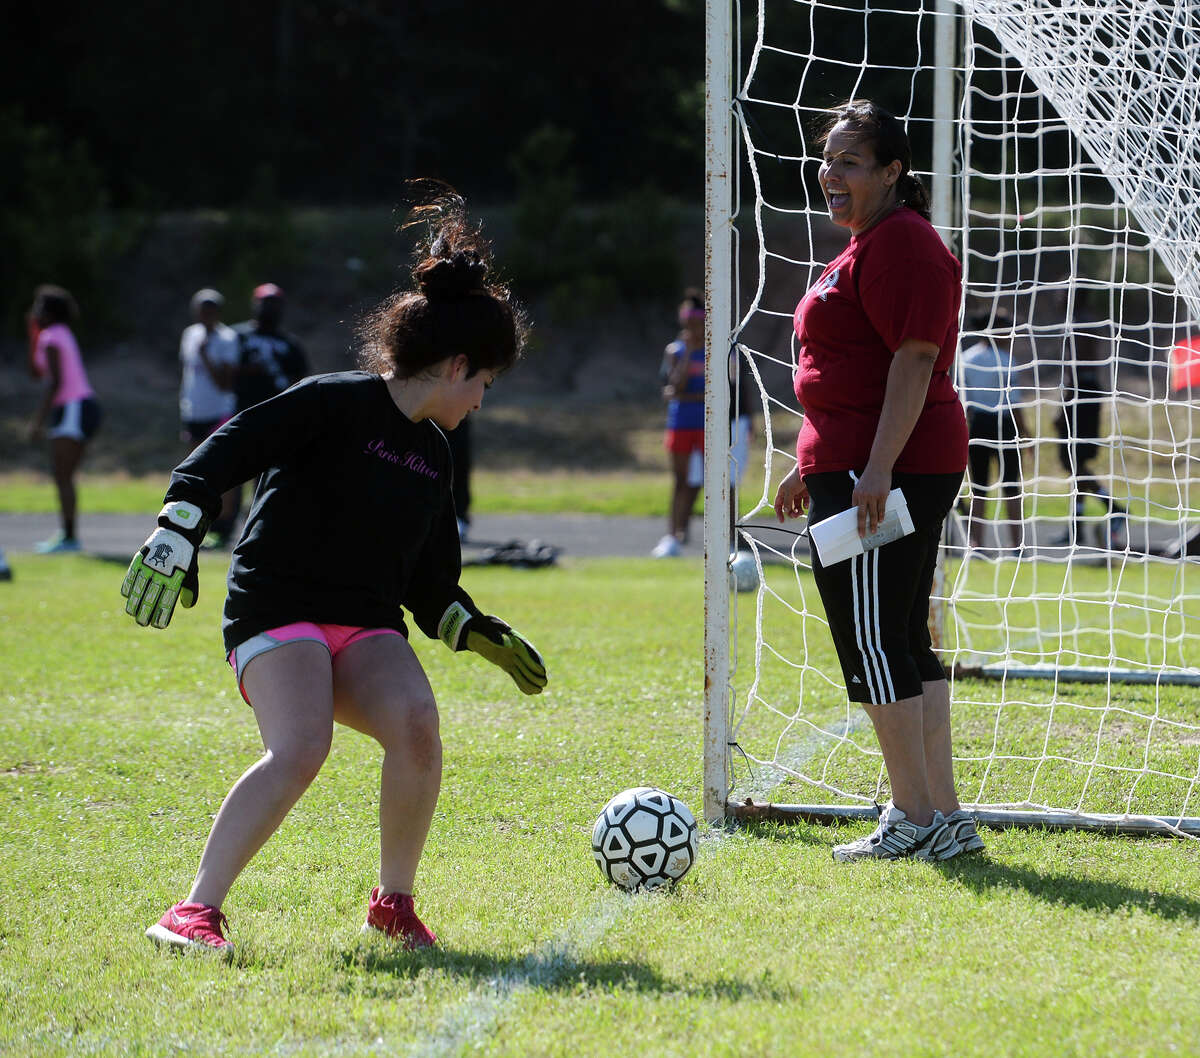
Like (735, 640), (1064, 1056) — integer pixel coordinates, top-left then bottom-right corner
(28, 285), (103, 553)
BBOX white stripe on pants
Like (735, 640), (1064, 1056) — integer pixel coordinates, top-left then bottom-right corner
(850, 548), (897, 705)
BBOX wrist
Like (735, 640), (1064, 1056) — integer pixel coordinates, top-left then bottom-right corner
(438, 601), (473, 651)
(862, 455), (893, 479)
(158, 501), (210, 547)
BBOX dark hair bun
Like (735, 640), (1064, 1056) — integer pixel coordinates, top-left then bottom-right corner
(416, 249), (488, 299)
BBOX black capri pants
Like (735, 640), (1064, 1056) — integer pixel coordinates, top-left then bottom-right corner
(805, 470), (963, 705)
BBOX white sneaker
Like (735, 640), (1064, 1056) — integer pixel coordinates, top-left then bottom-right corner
(944, 808), (986, 853)
(651, 534), (682, 558)
(832, 802), (962, 862)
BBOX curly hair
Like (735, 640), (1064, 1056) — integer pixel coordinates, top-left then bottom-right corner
(357, 180), (527, 379)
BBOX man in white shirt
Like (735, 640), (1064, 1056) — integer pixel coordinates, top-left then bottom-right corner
(179, 288), (240, 546)
(960, 313), (1028, 551)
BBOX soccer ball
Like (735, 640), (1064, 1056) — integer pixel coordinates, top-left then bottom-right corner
(591, 786), (698, 891)
(729, 550), (759, 593)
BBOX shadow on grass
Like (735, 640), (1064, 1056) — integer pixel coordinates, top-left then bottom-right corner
(339, 943), (798, 1001)
(718, 818), (842, 848)
(938, 854), (1200, 922)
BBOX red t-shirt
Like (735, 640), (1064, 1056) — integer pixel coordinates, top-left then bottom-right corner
(792, 207), (968, 476)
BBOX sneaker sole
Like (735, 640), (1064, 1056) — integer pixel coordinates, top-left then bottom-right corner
(832, 832), (963, 862)
(145, 923), (234, 955)
(951, 837), (986, 855)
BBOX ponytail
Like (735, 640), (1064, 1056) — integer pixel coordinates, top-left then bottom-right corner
(897, 171), (931, 221)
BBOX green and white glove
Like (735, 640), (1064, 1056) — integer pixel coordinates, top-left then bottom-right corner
(439, 602), (547, 695)
(120, 501), (209, 629)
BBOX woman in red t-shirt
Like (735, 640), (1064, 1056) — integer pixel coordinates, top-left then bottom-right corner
(774, 100), (979, 862)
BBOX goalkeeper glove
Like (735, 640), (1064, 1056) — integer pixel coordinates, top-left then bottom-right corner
(120, 501), (209, 629)
(439, 602), (547, 695)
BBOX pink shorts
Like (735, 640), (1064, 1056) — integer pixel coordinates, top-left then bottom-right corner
(227, 621), (402, 705)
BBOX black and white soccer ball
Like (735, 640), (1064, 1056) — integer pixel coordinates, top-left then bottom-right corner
(729, 550), (760, 593)
(591, 786), (698, 891)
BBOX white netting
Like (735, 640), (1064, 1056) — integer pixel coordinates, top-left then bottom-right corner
(719, 0), (1200, 829)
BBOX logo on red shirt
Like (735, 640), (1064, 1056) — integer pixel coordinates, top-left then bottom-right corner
(811, 267), (840, 302)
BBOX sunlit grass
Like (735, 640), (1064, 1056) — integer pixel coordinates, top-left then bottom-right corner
(2, 556), (1200, 1056)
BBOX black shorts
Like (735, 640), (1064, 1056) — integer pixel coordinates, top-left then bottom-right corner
(805, 470), (962, 705)
(967, 410), (1022, 495)
(182, 419), (225, 446)
(47, 397), (102, 442)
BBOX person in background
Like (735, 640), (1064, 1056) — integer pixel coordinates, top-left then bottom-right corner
(728, 346), (756, 552)
(228, 283), (311, 533)
(1051, 293), (1127, 550)
(773, 99), (979, 862)
(234, 283), (310, 414)
(959, 309), (1029, 553)
(1160, 330), (1200, 558)
(123, 183), (547, 956)
(27, 285), (102, 554)
(652, 289), (706, 558)
(1168, 331), (1200, 399)
(445, 419), (472, 541)
(179, 288), (241, 547)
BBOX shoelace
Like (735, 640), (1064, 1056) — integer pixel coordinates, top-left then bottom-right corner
(377, 892), (412, 914)
(192, 905), (231, 941)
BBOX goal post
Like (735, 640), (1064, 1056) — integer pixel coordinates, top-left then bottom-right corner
(702, 0), (735, 823)
(702, 0), (1200, 836)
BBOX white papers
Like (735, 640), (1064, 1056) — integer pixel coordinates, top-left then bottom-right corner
(808, 488), (915, 566)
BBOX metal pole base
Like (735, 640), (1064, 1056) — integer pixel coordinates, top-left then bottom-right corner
(726, 799), (1200, 837)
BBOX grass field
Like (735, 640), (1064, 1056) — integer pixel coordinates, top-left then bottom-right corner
(3, 553), (1200, 1057)
(0, 469), (742, 520)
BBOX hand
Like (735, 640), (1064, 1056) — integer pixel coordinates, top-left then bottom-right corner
(773, 466), (809, 522)
(120, 501), (209, 628)
(439, 603), (547, 694)
(465, 616), (547, 695)
(853, 464), (892, 537)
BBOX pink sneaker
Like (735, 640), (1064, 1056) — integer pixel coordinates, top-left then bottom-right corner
(146, 901), (233, 954)
(361, 886), (437, 949)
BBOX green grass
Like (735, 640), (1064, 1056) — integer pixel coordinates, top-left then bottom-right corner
(0, 469), (762, 519)
(3, 556), (1200, 1057)
(0, 470), (676, 518)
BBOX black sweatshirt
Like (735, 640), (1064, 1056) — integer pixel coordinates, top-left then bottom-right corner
(165, 371), (478, 655)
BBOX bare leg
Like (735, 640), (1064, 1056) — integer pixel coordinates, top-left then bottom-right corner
(919, 679), (960, 815)
(50, 436), (84, 538)
(669, 450), (701, 542)
(332, 635), (441, 896)
(188, 642), (334, 908)
(861, 694), (934, 825)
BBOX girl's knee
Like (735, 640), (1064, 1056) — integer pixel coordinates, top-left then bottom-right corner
(382, 696), (441, 764)
(269, 733), (331, 785)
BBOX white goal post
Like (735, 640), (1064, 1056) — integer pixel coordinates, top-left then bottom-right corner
(703, 0), (1200, 836)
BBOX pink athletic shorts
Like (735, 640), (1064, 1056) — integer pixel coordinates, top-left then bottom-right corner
(227, 621), (402, 705)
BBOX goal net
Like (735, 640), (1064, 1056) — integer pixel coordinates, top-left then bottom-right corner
(703, 0), (1200, 835)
